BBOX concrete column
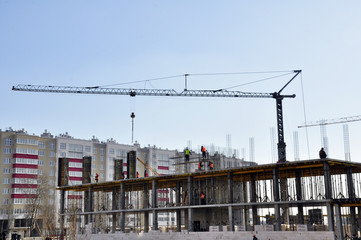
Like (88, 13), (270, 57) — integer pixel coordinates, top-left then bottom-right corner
(272, 168), (281, 231)
(335, 204), (344, 240)
(112, 188), (117, 233)
(228, 172), (234, 231)
(323, 162), (334, 231)
(60, 189), (65, 240)
(188, 208), (194, 232)
(242, 181), (249, 230)
(295, 170), (304, 224)
(88, 187), (94, 224)
(188, 176), (194, 231)
(120, 182), (125, 232)
(188, 176), (193, 206)
(323, 162), (333, 199)
(346, 166), (357, 237)
(228, 206), (234, 231)
(358, 207), (361, 233)
(228, 172), (234, 203)
(143, 183), (149, 232)
(274, 203), (281, 231)
(152, 179), (158, 230)
(250, 174), (258, 226)
(176, 181), (181, 232)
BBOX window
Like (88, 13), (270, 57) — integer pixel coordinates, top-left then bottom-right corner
(2, 188), (10, 194)
(38, 141), (45, 149)
(3, 178), (10, 184)
(60, 143), (66, 150)
(100, 165), (104, 170)
(16, 138), (38, 145)
(4, 158), (10, 164)
(4, 148), (11, 154)
(68, 152), (82, 158)
(69, 144), (82, 152)
(14, 158), (38, 165)
(100, 148), (105, 155)
(2, 199), (9, 205)
(15, 148), (38, 155)
(100, 156), (104, 162)
(69, 162), (82, 168)
(100, 173), (104, 179)
(13, 168), (38, 174)
(38, 170), (43, 175)
(109, 148), (114, 154)
(38, 160), (44, 166)
(93, 156), (97, 161)
(49, 170), (54, 176)
(85, 146), (91, 152)
(50, 152), (55, 157)
(38, 151), (44, 156)
(49, 142), (55, 150)
(93, 148), (97, 154)
(4, 138), (12, 146)
(50, 161), (54, 166)
(92, 165), (96, 170)
(60, 152), (66, 157)
(3, 168), (10, 174)
(49, 179), (54, 186)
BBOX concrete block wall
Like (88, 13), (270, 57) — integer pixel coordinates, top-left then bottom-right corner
(86, 231), (335, 240)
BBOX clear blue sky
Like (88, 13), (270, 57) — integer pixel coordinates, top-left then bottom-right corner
(1, 1), (361, 164)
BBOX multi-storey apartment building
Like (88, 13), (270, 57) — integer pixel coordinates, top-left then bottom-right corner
(0, 128), (253, 238)
(0, 128), (57, 238)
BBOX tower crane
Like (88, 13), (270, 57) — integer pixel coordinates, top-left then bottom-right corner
(298, 115), (361, 161)
(12, 70), (301, 163)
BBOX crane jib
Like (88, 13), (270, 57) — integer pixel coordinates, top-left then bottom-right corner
(12, 84), (285, 98)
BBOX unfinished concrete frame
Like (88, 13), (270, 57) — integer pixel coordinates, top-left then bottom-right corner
(58, 159), (361, 239)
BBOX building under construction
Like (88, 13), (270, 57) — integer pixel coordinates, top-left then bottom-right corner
(58, 156), (361, 240)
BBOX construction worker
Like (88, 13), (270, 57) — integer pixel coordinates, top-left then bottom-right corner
(208, 161), (214, 170)
(137, 171), (140, 178)
(198, 161), (203, 171)
(319, 148), (327, 159)
(185, 147), (191, 162)
(95, 173), (99, 183)
(144, 169), (148, 177)
(200, 191), (206, 205)
(201, 146), (206, 159)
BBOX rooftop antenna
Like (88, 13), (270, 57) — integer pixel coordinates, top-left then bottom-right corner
(130, 112), (135, 143)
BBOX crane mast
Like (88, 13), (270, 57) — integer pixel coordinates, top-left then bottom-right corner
(12, 70), (301, 163)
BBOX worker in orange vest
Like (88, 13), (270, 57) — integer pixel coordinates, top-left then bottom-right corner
(201, 146), (206, 159)
(95, 173), (99, 183)
(208, 162), (214, 170)
(198, 161), (203, 171)
(144, 170), (148, 177)
(200, 191), (206, 205)
(137, 171), (140, 178)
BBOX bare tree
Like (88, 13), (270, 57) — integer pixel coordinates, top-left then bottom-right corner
(23, 175), (56, 238)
